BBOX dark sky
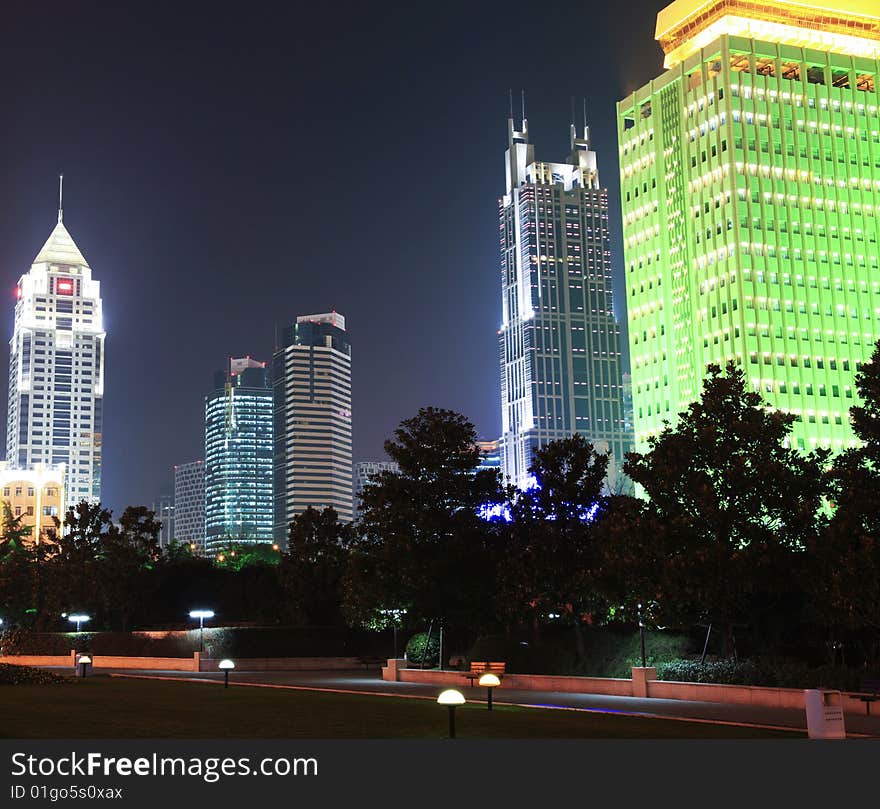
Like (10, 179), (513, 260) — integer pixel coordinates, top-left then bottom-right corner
(0, 0), (665, 515)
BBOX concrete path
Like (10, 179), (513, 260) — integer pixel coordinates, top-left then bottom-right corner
(71, 667), (880, 738)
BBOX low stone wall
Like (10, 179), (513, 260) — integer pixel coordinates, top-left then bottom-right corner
(385, 662), (874, 717)
(0, 652), (77, 668)
(199, 657), (363, 672)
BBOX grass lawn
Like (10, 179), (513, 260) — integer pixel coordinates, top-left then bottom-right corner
(0, 676), (800, 739)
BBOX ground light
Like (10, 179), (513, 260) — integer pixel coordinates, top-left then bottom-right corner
(68, 614), (90, 633)
(479, 673), (501, 710)
(77, 655), (91, 677)
(189, 609), (215, 653)
(218, 659), (235, 688)
(437, 689), (465, 738)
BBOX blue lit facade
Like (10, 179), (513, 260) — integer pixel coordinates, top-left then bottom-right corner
(204, 358), (273, 555)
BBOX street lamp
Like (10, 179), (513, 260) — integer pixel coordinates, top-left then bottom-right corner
(218, 658), (235, 688)
(479, 673), (500, 711)
(437, 689), (466, 739)
(638, 603), (647, 669)
(68, 614), (90, 633)
(189, 609), (215, 653)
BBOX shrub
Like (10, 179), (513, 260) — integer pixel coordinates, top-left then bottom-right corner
(657, 658), (880, 690)
(0, 664), (69, 686)
(405, 632), (440, 667)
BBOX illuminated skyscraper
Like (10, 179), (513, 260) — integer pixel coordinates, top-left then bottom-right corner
(174, 459), (205, 553)
(204, 357), (273, 555)
(6, 181), (105, 505)
(619, 0), (880, 453)
(498, 117), (629, 489)
(273, 312), (352, 539)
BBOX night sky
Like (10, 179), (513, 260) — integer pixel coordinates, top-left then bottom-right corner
(0, 0), (665, 515)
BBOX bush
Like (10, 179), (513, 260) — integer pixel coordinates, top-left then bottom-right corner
(405, 632), (440, 667)
(657, 658), (880, 690)
(0, 664), (69, 686)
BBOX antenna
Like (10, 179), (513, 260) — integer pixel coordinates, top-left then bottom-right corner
(570, 96), (576, 127)
(582, 97), (588, 132)
(521, 90), (526, 123)
(508, 88), (514, 120)
(58, 174), (64, 223)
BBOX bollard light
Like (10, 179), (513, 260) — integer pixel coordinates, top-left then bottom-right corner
(437, 689), (466, 738)
(77, 655), (92, 677)
(218, 658), (235, 688)
(479, 673), (501, 711)
(68, 614), (90, 633)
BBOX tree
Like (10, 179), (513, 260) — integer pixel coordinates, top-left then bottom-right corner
(344, 408), (502, 647)
(497, 435), (610, 662)
(94, 506), (162, 630)
(278, 507), (351, 625)
(820, 341), (880, 661)
(48, 500), (114, 619)
(624, 362), (829, 655)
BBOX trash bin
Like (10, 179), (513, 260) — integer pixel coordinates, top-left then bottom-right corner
(805, 689), (846, 739)
(74, 654), (92, 678)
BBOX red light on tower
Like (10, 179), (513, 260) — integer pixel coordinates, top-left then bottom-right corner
(56, 278), (74, 296)
(15, 286), (22, 300)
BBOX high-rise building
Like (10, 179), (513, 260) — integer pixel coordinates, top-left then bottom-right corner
(498, 117), (630, 489)
(353, 460), (399, 511)
(273, 312), (353, 540)
(618, 0), (880, 454)
(476, 439), (502, 474)
(151, 495), (174, 549)
(204, 357), (273, 555)
(173, 459), (205, 553)
(7, 183), (105, 505)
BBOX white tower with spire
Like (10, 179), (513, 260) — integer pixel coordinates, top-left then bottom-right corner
(6, 178), (106, 507)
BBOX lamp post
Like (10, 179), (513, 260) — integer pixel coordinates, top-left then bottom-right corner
(638, 603), (647, 669)
(479, 673), (500, 710)
(437, 689), (465, 738)
(219, 658), (235, 688)
(68, 614), (90, 634)
(189, 610), (215, 653)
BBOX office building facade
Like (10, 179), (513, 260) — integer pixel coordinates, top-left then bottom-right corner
(498, 117), (630, 489)
(0, 461), (65, 545)
(273, 312), (353, 539)
(353, 460), (399, 510)
(6, 192), (105, 505)
(174, 459), (205, 553)
(204, 357), (273, 555)
(618, 0), (880, 453)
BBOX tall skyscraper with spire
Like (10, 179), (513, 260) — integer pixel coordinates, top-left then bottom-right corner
(7, 178), (106, 506)
(498, 115), (630, 489)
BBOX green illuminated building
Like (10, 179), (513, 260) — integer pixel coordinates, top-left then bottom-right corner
(618, 0), (880, 453)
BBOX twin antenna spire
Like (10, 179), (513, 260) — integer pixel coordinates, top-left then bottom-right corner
(58, 174), (64, 224)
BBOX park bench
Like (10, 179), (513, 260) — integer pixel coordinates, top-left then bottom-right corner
(463, 661), (506, 686)
(853, 676), (880, 715)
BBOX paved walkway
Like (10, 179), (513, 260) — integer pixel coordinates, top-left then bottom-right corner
(75, 667), (880, 738)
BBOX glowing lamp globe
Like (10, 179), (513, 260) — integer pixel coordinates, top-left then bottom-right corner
(218, 659), (235, 670)
(478, 673), (500, 688)
(437, 689), (466, 706)
(78, 656), (92, 664)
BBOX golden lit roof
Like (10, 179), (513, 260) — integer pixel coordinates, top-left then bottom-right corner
(656, 0), (880, 68)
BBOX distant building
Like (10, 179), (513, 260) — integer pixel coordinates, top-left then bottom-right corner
(174, 459), (205, 554)
(353, 460), (399, 512)
(476, 439), (501, 475)
(151, 495), (174, 549)
(273, 312), (353, 540)
(0, 461), (65, 545)
(204, 357), (273, 556)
